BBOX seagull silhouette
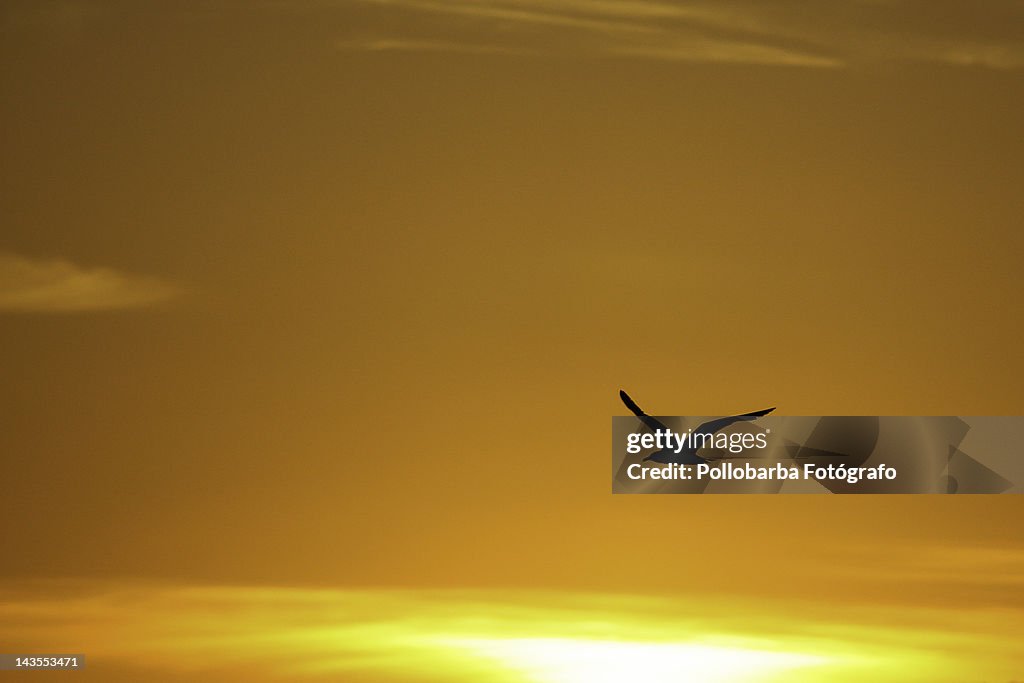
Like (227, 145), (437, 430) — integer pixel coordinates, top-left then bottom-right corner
(619, 389), (774, 464)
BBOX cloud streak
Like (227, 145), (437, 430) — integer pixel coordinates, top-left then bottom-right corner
(340, 0), (1024, 69)
(343, 0), (841, 66)
(0, 252), (179, 313)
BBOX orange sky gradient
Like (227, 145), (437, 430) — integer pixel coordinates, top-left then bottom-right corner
(1, 1), (1023, 681)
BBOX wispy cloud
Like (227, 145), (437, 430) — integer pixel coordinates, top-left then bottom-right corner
(343, 0), (841, 66)
(612, 39), (842, 67)
(917, 41), (1024, 70)
(0, 252), (179, 313)
(358, 0), (663, 33)
(339, 0), (1024, 69)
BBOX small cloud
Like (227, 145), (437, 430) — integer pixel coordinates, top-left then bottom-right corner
(0, 252), (179, 313)
(934, 43), (1024, 70)
(612, 40), (842, 68)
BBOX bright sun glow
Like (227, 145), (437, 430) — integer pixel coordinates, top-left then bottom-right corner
(1, 583), (1019, 682)
(444, 637), (827, 683)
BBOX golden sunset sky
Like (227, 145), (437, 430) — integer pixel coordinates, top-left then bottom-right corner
(1, 1), (1023, 681)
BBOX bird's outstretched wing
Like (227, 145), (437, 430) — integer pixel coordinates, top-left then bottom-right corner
(695, 407), (775, 438)
(619, 390), (670, 433)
